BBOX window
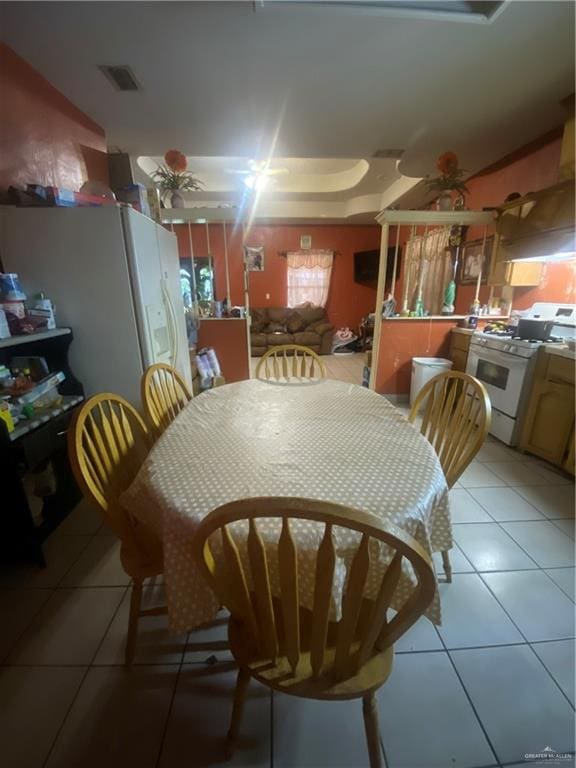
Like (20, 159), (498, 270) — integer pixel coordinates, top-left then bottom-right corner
(287, 250), (333, 308)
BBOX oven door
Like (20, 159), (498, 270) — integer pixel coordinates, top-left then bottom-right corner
(466, 345), (530, 418)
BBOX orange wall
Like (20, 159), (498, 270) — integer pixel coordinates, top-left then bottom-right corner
(174, 223), (380, 330)
(197, 318), (250, 383)
(0, 44), (108, 191)
(375, 320), (453, 395)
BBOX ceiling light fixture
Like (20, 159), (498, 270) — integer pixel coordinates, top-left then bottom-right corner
(244, 174), (271, 191)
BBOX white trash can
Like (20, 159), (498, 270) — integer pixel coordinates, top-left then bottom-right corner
(410, 357), (453, 407)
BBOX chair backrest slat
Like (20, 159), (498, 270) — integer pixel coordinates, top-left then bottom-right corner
(334, 532), (370, 679)
(310, 523), (336, 678)
(278, 517), (300, 673)
(356, 551), (402, 669)
(220, 524), (260, 651)
(255, 345), (326, 382)
(247, 519), (278, 661)
(141, 363), (192, 438)
(409, 371), (491, 488)
(193, 498), (436, 688)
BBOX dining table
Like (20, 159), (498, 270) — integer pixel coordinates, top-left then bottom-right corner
(121, 378), (452, 632)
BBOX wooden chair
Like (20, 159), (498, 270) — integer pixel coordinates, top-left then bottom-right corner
(192, 497), (435, 767)
(68, 393), (166, 664)
(255, 344), (326, 381)
(141, 363), (192, 438)
(409, 371), (491, 582)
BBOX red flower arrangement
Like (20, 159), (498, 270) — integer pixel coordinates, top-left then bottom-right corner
(152, 149), (203, 203)
(164, 150), (187, 173)
(425, 151), (469, 195)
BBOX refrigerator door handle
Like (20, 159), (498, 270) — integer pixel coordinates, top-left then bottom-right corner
(161, 279), (178, 368)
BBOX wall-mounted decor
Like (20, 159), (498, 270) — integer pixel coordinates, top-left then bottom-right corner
(300, 235), (312, 250)
(244, 245), (265, 272)
(458, 236), (493, 285)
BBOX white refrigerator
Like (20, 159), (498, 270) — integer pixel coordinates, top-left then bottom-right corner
(0, 205), (191, 406)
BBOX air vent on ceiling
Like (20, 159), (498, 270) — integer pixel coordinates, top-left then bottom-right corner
(99, 65), (141, 92)
(373, 149), (405, 159)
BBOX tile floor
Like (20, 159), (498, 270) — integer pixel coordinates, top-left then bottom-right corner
(1, 405), (574, 768)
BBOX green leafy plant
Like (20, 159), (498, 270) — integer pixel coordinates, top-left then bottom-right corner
(152, 150), (203, 201)
(424, 151), (469, 195)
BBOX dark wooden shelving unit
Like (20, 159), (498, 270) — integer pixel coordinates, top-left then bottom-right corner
(0, 328), (84, 566)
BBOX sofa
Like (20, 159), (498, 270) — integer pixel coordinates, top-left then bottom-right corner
(250, 306), (334, 356)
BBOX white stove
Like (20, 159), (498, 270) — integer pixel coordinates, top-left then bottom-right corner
(471, 332), (565, 358)
(466, 303), (575, 446)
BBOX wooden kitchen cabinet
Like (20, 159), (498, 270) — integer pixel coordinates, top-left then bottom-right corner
(520, 349), (575, 473)
(449, 329), (472, 372)
(504, 261), (543, 286)
(488, 234), (543, 286)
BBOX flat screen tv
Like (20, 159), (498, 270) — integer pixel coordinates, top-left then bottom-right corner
(353, 247), (401, 289)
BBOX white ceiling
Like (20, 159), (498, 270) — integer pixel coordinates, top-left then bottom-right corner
(2, 0), (574, 219)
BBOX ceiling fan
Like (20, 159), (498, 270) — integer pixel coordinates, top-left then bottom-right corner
(227, 159), (289, 190)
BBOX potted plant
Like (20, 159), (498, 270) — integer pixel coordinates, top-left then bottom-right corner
(425, 152), (469, 210)
(152, 150), (203, 208)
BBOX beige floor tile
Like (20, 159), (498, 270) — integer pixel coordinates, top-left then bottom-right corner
(158, 665), (271, 767)
(0, 666), (85, 768)
(8, 587), (125, 665)
(514, 485), (575, 519)
(60, 534), (130, 588)
(56, 498), (103, 536)
(46, 665), (179, 768)
(23, 534), (93, 589)
(449, 489), (493, 523)
(94, 585), (186, 665)
(0, 588), (52, 662)
(184, 612), (232, 663)
(475, 442), (525, 463)
(458, 461), (507, 489)
(468, 487), (547, 522)
(484, 461), (562, 486)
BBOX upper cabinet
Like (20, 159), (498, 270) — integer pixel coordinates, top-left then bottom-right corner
(494, 180), (575, 262)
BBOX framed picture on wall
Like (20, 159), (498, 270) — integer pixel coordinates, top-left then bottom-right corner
(458, 236), (493, 285)
(244, 245), (265, 272)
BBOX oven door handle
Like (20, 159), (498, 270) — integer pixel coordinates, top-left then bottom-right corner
(469, 347), (530, 367)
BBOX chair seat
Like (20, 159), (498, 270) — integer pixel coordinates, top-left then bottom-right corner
(228, 613), (394, 701)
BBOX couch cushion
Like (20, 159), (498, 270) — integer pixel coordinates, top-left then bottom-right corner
(251, 320), (266, 333)
(250, 333), (268, 346)
(266, 332), (293, 346)
(268, 307), (289, 323)
(251, 307), (268, 324)
(294, 331), (320, 347)
(286, 311), (305, 333)
(267, 322), (287, 333)
(297, 307), (326, 327)
(311, 322), (333, 335)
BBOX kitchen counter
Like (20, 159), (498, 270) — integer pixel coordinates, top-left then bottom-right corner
(543, 343), (576, 361)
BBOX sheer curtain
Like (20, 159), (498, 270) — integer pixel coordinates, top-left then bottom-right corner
(287, 250), (333, 307)
(403, 228), (451, 315)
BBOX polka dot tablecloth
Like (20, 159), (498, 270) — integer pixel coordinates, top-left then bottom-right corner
(121, 379), (452, 631)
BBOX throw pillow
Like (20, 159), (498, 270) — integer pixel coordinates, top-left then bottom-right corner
(299, 307), (326, 327)
(268, 308), (287, 323)
(251, 320), (265, 333)
(286, 312), (305, 333)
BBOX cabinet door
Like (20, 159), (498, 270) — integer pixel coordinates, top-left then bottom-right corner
(451, 347), (468, 373)
(522, 381), (575, 465)
(504, 262), (543, 287)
